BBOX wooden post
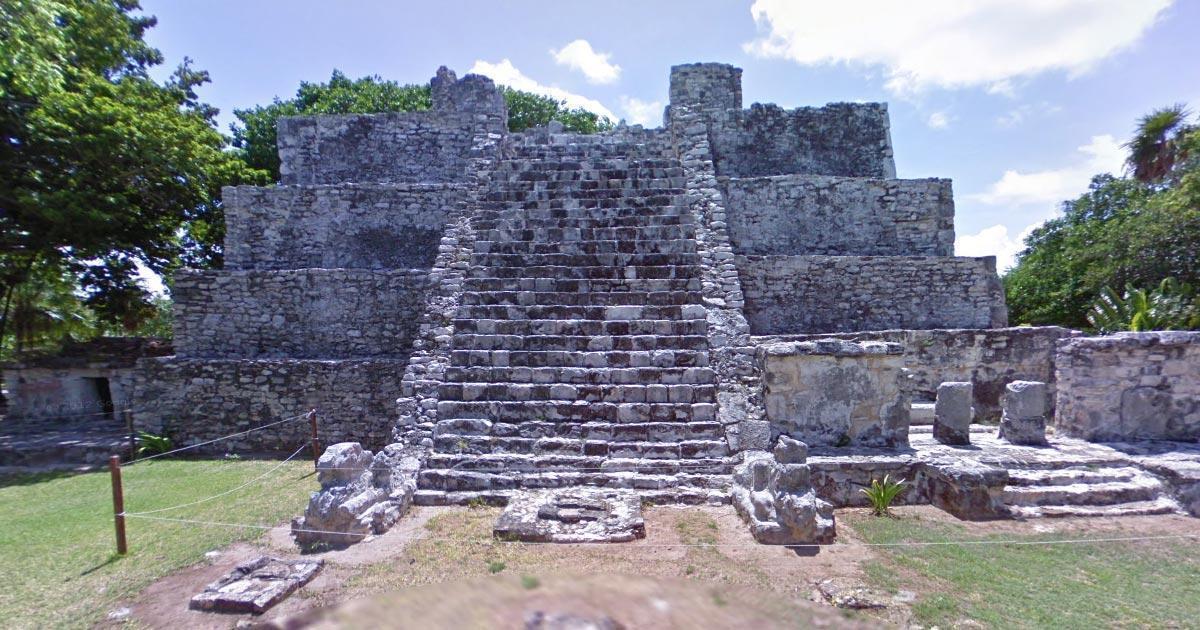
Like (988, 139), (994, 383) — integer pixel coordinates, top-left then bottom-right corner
(307, 409), (320, 470)
(109, 455), (128, 555)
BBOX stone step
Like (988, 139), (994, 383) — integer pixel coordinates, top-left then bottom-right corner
(1008, 497), (1182, 519)
(443, 366), (718, 385)
(451, 318), (708, 336)
(473, 240), (697, 256)
(461, 291), (703, 308)
(451, 334), (709, 351)
(910, 402), (935, 425)
(464, 277), (702, 293)
(473, 214), (693, 230)
(470, 253), (701, 268)
(492, 174), (685, 187)
(1002, 474), (1166, 508)
(482, 189), (682, 202)
(413, 486), (730, 507)
(438, 382), (717, 403)
(495, 159), (682, 171)
(429, 419), (726, 441)
(448, 349), (709, 369)
(473, 225), (695, 242)
(478, 199), (684, 214)
(435, 400), (718, 423)
(417, 469), (732, 493)
(499, 156), (680, 169)
(466, 265), (702, 280)
(1006, 466), (1143, 487)
(431, 435), (727, 460)
(454, 304), (706, 321)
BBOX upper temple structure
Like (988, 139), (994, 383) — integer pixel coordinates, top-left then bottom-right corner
(122, 64), (1200, 540)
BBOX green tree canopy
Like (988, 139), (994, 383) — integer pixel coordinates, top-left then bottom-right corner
(1, 0), (264, 351)
(1005, 107), (1200, 330)
(232, 71), (615, 180)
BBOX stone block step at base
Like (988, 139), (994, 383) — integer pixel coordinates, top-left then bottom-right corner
(435, 400), (717, 423)
(455, 304), (706, 321)
(431, 434), (728, 459)
(438, 382), (716, 403)
(1008, 497), (1182, 519)
(459, 291), (702, 308)
(473, 240), (697, 256)
(495, 161), (683, 174)
(423, 452), (731, 473)
(473, 214), (693, 230)
(451, 334), (709, 352)
(417, 469), (732, 493)
(482, 189), (683, 203)
(1006, 466), (1143, 487)
(465, 277), (703, 293)
(1002, 473), (1166, 508)
(452, 318), (708, 337)
(470, 253), (701, 268)
(443, 366), (718, 385)
(499, 156), (680, 169)
(447, 349), (710, 369)
(477, 204), (686, 220)
(467, 265), (702, 281)
(492, 177), (685, 191)
(413, 486), (730, 507)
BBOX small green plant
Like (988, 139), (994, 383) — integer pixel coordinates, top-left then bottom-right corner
(135, 432), (173, 457)
(860, 474), (907, 517)
(521, 575), (540, 590)
(466, 496), (487, 510)
(487, 560), (506, 574)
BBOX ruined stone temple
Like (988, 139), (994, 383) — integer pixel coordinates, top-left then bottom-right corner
(131, 64), (1200, 539)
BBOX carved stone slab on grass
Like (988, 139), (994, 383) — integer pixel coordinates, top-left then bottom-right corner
(189, 556), (322, 614)
(493, 488), (646, 543)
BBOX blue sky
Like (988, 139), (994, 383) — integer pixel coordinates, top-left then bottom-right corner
(139, 0), (1200, 270)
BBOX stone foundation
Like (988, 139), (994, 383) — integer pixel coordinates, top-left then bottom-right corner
(1056, 332), (1200, 441)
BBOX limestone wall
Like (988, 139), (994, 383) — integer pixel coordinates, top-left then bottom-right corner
(737, 255), (1008, 335)
(172, 269), (430, 359)
(223, 184), (466, 270)
(667, 63), (895, 179)
(758, 339), (910, 447)
(3, 366), (135, 423)
(1055, 332), (1200, 441)
(757, 327), (1081, 422)
(721, 175), (954, 256)
(132, 358), (406, 451)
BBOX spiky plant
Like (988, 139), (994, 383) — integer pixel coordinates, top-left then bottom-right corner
(861, 474), (907, 517)
(1127, 104), (1192, 183)
(1086, 278), (1199, 333)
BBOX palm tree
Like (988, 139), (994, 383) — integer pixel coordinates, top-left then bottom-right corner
(1126, 105), (1192, 184)
(1086, 278), (1200, 333)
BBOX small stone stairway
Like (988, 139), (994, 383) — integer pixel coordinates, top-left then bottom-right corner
(1003, 464), (1182, 518)
(414, 133), (735, 505)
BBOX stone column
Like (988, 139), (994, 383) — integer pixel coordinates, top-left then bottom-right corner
(998, 380), (1049, 446)
(933, 382), (973, 445)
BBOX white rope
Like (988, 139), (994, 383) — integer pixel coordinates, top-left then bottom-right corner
(119, 513), (1200, 548)
(124, 443), (310, 516)
(124, 413), (310, 465)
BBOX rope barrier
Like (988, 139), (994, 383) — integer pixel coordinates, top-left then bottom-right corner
(122, 412), (310, 466)
(123, 442), (309, 516)
(116, 513), (1200, 548)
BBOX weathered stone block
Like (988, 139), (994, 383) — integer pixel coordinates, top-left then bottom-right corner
(189, 556), (322, 614)
(999, 380), (1049, 446)
(493, 488), (645, 543)
(731, 446), (836, 544)
(933, 382), (973, 445)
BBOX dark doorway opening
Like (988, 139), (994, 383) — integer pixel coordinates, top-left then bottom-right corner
(87, 377), (115, 421)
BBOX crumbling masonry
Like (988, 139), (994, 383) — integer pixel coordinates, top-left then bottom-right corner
(133, 64), (1200, 541)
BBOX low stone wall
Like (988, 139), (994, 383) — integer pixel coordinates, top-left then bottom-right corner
(172, 269), (430, 359)
(756, 327), (1081, 422)
(737, 255), (1007, 335)
(223, 184), (466, 270)
(1056, 332), (1200, 441)
(3, 366), (136, 423)
(758, 339), (910, 447)
(132, 358), (407, 451)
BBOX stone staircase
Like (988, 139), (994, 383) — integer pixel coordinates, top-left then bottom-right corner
(413, 133), (735, 505)
(1003, 464), (1182, 518)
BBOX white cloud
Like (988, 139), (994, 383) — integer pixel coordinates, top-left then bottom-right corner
(744, 0), (1171, 95)
(551, 39), (622, 84)
(956, 223), (1041, 272)
(926, 111), (950, 129)
(971, 134), (1126, 206)
(996, 102), (1063, 127)
(619, 96), (663, 127)
(468, 59), (617, 121)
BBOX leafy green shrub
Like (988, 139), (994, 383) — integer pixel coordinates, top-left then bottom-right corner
(134, 432), (173, 457)
(1086, 278), (1200, 333)
(861, 474), (907, 517)
(486, 560), (506, 574)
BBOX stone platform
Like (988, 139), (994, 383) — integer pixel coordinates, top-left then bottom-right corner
(808, 426), (1200, 518)
(0, 420), (131, 469)
(493, 488), (646, 543)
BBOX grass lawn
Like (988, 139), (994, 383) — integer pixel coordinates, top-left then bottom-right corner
(0, 459), (317, 629)
(847, 510), (1200, 628)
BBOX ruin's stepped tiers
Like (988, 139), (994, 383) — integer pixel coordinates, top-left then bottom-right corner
(132, 63), (1009, 498)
